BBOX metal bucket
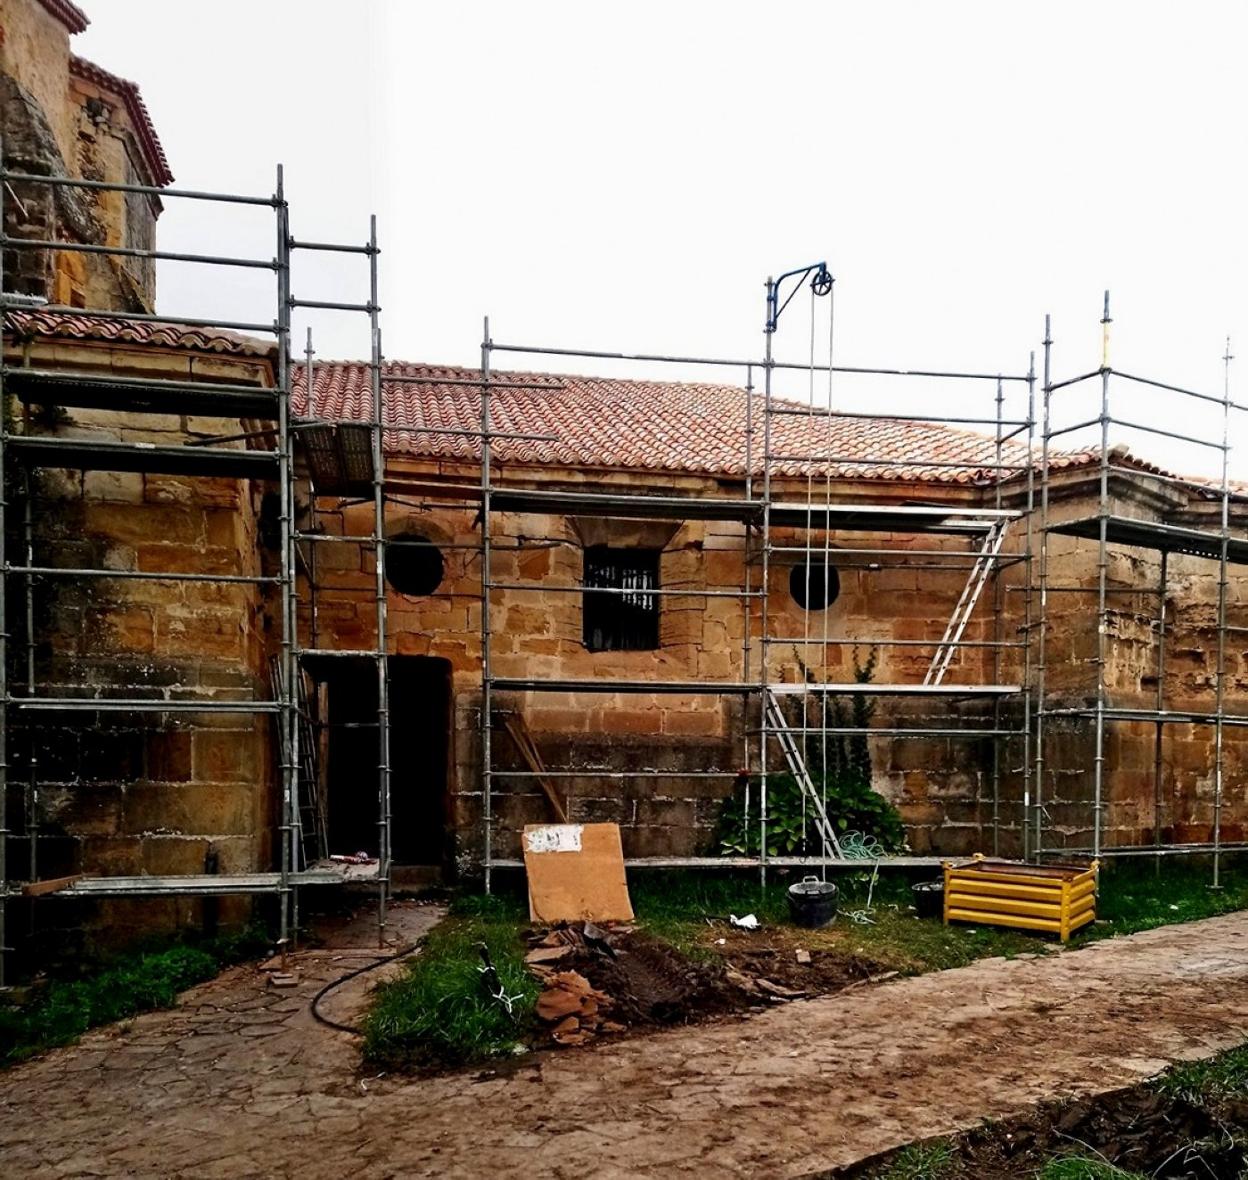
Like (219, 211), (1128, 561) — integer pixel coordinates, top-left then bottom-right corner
(787, 876), (838, 928)
(912, 879), (944, 920)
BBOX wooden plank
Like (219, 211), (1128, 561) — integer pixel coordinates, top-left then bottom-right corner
(523, 822), (634, 923)
(503, 714), (568, 824)
(22, 874), (84, 897)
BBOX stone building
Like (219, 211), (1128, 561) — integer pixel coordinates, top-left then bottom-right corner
(1, 0), (1246, 977)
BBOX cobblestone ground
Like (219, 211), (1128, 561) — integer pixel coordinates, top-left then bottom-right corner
(2, 910), (1248, 1178)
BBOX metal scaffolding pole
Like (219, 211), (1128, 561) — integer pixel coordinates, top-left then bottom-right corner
(275, 164), (296, 953)
(1092, 293), (1113, 860)
(369, 215), (392, 942)
(481, 317), (494, 893)
(1213, 339), (1232, 888)
(1034, 316), (1053, 858)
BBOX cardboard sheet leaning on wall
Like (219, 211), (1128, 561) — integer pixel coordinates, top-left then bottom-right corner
(522, 823), (635, 923)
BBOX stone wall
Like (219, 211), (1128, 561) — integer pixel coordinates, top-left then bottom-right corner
(0, 0), (160, 310)
(4, 335), (276, 959)
(304, 464), (1031, 873)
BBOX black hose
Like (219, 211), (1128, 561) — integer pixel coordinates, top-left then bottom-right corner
(309, 942), (420, 1035)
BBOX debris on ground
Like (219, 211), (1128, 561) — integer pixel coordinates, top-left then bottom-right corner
(729, 913), (759, 930)
(523, 920), (887, 1047)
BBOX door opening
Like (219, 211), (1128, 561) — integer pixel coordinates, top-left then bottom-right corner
(314, 655), (451, 866)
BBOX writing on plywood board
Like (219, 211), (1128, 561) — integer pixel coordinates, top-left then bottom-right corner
(523, 824), (584, 854)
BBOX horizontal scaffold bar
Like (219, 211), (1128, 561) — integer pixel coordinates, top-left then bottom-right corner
(485, 855), (950, 869)
(0, 168), (278, 206)
(8, 697), (281, 713)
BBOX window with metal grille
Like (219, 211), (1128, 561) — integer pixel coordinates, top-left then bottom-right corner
(583, 547), (660, 652)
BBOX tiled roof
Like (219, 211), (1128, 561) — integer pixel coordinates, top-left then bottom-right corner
(69, 56), (172, 187)
(293, 361), (1031, 484)
(4, 310), (275, 358)
(37, 0), (88, 34)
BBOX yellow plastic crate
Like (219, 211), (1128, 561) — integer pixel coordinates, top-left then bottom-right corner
(943, 854), (1099, 942)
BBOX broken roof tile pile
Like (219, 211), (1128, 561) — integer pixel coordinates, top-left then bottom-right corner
(294, 361), (1028, 484)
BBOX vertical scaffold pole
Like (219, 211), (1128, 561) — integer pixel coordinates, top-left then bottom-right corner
(991, 376), (1004, 856)
(0, 148), (9, 986)
(22, 470), (34, 891)
(1152, 550), (1168, 872)
(759, 281), (774, 888)
(1034, 316), (1053, 858)
(275, 165), (295, 952)
(1213, 338), (1232, 888)
(481, 316), (493, 893)
(369, 215), (391, 942)
(1092, 292), (1112, 861)
(742, 363), (754, 843)
(1021, 351), (1036, 861)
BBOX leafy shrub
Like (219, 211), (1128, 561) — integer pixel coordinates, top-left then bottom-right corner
(718, 647), (905, 856)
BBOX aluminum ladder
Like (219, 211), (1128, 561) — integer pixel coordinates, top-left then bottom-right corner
(924, 520), (1010, 686)
(763, 688), (844, 859)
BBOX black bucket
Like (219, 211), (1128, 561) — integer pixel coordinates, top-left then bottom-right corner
(787, 877), (838, 928)
(912, 879), (944, 920)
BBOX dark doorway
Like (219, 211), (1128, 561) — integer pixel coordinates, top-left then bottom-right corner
(320, 655), (451, 865)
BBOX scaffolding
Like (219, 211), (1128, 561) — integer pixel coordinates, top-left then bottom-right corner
(474, 261), (1036, 883)
(0, 151), (393, 985)
(1033, 294), (1248, 882)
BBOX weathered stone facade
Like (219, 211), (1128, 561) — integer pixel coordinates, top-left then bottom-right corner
(3, 327), (277, 957)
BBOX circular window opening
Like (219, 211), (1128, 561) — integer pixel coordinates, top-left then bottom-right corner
(789, 561), (840, 611)
(386, 533), (444, 596)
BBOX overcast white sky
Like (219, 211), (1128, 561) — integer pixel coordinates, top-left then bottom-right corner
(77, 1), (1248, 478)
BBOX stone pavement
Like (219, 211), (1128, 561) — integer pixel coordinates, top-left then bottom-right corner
(2, 909), (1248, 1178)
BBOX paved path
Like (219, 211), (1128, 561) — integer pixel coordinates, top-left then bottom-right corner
(2, 911), (1248, 1178)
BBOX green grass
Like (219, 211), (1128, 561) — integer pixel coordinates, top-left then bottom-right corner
(1154, 1041), (1248, 1105)
(0, 925), (268, 1066)
(1037, 1158), (1145, 1179)
(878, 1141), (954, 1179)
(1090, 858), (1248, 938)
(362, 892), (539, 1070)
(630, 869), (1046, 972)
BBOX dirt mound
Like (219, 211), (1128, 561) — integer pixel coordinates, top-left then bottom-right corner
(844, 1084), (1248, 1178)
(525, 923), (890, 1050)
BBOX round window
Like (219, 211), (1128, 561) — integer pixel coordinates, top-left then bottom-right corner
(385, 533), (444, 596)
(789, 561), (840, 611)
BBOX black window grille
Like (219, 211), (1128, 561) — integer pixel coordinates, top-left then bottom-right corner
(583, 547), (660, 652)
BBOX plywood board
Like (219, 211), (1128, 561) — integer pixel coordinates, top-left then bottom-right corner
(523, 823), (634, 923)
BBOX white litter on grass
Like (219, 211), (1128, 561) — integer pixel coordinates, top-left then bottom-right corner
(729, 913), (759, 930)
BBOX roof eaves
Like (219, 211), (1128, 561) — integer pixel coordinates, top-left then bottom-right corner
(38, 0), (89, 34)
(68, 55), (173, 187)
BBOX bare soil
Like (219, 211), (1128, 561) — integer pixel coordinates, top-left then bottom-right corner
(528, 923), (888, 1043)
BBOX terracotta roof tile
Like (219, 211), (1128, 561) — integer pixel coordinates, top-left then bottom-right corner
(5, 309), (274, 358)
(37, 0), (88, 34)
(69, 55), (172, 187)
(293, 361), (1031, 484)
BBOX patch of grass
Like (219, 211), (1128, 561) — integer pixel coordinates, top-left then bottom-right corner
(1038, 1157), (1145, 1179)
(0, 929), (264, 1066)
(362, 897), (538, 1070)
(631, 870), (1043, 972)
(1154, 1041), (1248, 1105)
(1089, 858), (1248, 940)
(879, 1140), (954, 1179)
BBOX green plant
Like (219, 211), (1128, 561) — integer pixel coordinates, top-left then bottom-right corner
(880, 1140), (955, 1179)
(1038, 1157), (1145, 1179)
(362, 907), (539, 1070)
(717, 647), (903, 856)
